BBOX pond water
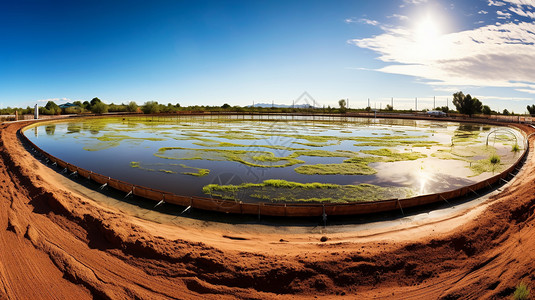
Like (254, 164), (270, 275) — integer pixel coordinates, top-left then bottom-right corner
(24, 115), (523, 203)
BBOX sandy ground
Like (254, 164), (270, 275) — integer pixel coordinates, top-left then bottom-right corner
(1, 120), (535, 299)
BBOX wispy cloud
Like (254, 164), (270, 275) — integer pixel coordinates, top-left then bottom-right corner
(497, 10), (512, 19)
(509, 6), (535, 18)
(502, 0), (535, 6)
(388, 14), (409, 21)
(349, 17), (535, 95)
(360, 18), (379, 26)
(488, 0), (507, 7)
(403, 0), (428, 5)
(345, 17), (379, 26)
(478, 10), (489, 14)
(36, 98), (70, 103)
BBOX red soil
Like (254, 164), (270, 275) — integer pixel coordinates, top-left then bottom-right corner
(0, 120), (534, 299)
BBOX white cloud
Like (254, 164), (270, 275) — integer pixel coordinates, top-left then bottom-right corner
(403, 0), (428, 4)
(480, 95), (533, 101)
(345, 18), (380, 26)
(497, 10), (512, 19)
(350, 21), (535, 94)
(489, 0), (507, 6)
(478, 10), (489, 14)
(502, 0), (535, 6)
(37, 98), (70, 103)
(359, 18), (379, 26)
(509, 6), (535, 18)
(388, 14), (409, 21)
(516, 88), (535, 94)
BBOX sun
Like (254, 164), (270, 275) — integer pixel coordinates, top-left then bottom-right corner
(410, 13), (446, 60)
(414, 15), (442, 42)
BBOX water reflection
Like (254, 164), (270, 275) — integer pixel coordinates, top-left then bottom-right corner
(45, 125), (55, 135)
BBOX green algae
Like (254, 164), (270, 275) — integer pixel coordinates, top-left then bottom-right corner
(294, 162), (378, 175)
(202, 179), (413, 203)
(431, 145), (497, 161)
(130, 161), (209, 176)
(155, 147), (305, 168)
(361, 148), (427, 162)
(178, 164), (210, 177)
(469, 157), (504, 176)
(95, 134), (166, 142)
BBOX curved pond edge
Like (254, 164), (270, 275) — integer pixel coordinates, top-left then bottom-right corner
(18, 114), (529, 217)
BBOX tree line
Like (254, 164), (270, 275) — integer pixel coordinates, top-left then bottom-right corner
(1, 93), (534, 116)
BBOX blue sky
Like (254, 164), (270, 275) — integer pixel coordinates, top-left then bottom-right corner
(1, 0), (535, 112)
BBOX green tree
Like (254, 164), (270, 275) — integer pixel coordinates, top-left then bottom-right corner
(142, 101), (160, 114)
(503, 109), (510, 115)
(452, 91), (482, 116)
(91, 102), (108, 114)
(44, 101), (60, 115)
(436, 106), (449, 113)
(338, 99), (347, 113)
(90, 97), (102, 107)
(482, 105), (492, 115)
(385, 104), (393, 111)
(221, 103), (231, 109)
(527, 104), (535, 115)
(126, 101), (138, 112)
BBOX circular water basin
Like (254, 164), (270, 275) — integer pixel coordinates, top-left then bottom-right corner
(23, 115), (524, 204)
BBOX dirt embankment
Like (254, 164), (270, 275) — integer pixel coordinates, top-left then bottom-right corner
(0, 120), (534, 299)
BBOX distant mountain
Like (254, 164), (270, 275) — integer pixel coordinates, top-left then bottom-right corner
(247, 103), (317, 108)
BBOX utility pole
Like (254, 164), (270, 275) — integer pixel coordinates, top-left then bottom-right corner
(347, 98), (349, 110)
(415, 97), (418, 111)
(367, 98), (370, 108)
(391, 97), (393, 109)
(433, 96), (436, 109)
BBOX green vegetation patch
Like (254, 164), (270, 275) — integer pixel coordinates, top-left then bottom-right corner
(83, 134), (167, 151)
(469, 155), (505, 177)
(361, 148), (427, 161)
(178, 164), (210, 177)
(191, 138), (304, 151)
(293, 149), (358, 158)
(513, 282), (531, 300)
(203, 179), (412, 203)
(95, 134), (166, 142)
(155, 147), (305, 168)
(295, 149), (425, 176)
(295, 161), (378, 175)
(130, 161), (210, 176)
(431, 145), (497, 160)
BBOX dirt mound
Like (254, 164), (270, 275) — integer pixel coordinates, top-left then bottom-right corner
(0, 120), (534, 299)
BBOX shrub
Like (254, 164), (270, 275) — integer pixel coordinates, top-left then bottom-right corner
(91, 102), (108, 114)
(489, 154), (500, 165)
(126, 101), (138, 112)
(513, 282), (530, 300)
(142, 101), (160, 114)
(64, 106), (82, 114)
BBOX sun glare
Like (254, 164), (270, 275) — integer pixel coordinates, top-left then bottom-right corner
(414, 16), (441, 42)
(411, 13), (445, 60)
